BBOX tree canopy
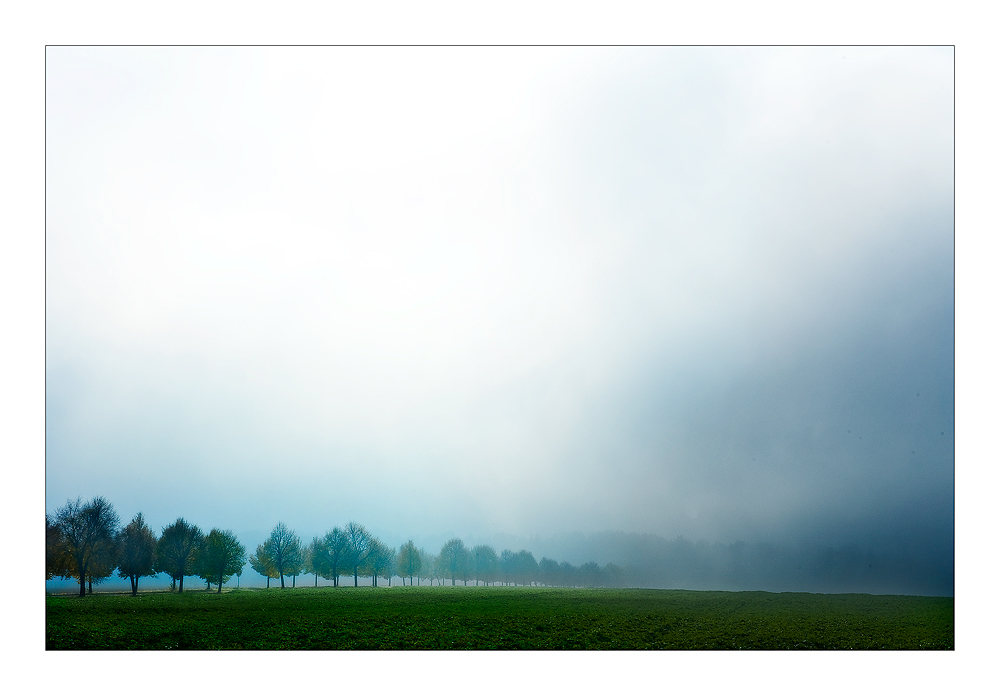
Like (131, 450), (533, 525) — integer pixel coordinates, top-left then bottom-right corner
(117, 512), (157, 596)
(263, 522), (302, 589)
(196, 529), (246, 593)
(154, 518), (204, 593)
(343, 522), (372, 587)
(54, 497), (120, 597)
(397, 540), (421, 585)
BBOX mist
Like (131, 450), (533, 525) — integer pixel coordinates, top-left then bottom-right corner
(45, 46), (953, 596)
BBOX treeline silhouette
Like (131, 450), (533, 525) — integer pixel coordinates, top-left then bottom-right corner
(46, 496), (628, 597)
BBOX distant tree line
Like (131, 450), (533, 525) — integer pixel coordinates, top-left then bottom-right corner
(46, 497), (628, 596)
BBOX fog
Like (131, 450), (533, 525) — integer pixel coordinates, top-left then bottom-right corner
(45, 46), (953, 595)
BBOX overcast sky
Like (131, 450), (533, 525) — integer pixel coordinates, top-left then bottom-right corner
(45, 46), (953, 566)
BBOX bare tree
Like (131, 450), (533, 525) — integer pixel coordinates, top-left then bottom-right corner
(53, 497), (120, 597)
(117, 512), (157, 596)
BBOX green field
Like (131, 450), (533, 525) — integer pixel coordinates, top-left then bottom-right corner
(45, 586), (953, 650)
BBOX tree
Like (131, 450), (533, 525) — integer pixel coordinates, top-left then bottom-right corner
(365, 538), (394, 587)
(472, 544), (498, 586)
(538, 557), (560, 587)
(117, 512), (157, 596)
(439, 538), (470, 586)
(318, 527), (349, 587)
(500, 549), (516, 586)
(304, 537), (323, 587)
(85, 543), (119, 594)
(54, 497), (120, 597)
(264, 522), (302, 589)
(515, 550), (538, 586)
(603, 562), (626, 588)
(197, 529), (246, 593)
(418, 549), (436, 586)
(249, 543), (278, 588)
(397, 540), (422, 586)
(580, 561), (602, 587)
(343, 522), (372, 587)
(154, 518), (204, 593)
(558, 561), (577, 587)
(46, 514), (72, 580)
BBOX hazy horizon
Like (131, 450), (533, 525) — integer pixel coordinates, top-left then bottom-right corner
(45, 46), (953, 595)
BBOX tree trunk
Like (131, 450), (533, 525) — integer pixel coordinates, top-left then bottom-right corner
(315, 574), (318, 587)
(280, 574), (285, 589)
(179, 576), (184, 593)
(78, 575), (86, 598)
(266, 576), (270, 589)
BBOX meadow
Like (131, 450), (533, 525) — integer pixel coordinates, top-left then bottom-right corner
(45, 586), (953, 650)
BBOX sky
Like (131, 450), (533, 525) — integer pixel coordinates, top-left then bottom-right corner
(45, 46), (954, 584)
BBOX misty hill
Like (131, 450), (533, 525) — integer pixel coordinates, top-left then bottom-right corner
(525, 530), (952, 596)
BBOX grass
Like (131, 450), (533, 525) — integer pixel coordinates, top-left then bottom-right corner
(45, 585), (953, 650)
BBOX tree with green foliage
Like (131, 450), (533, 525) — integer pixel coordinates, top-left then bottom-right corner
(46, 514), (72, 580)
(580, 561), (602, 587)
(85, 544), (119, 594)
(154, 518), (204, 593)
(344, 522), (373, 587)
(538, 557), (560, 587)
(263, 522), (302, 589)
(397, 540), (421, 585)
(515, 550), (538, 586)
(418, 549), (436, 586)
(500, 549), (516, 585)
(472, 544), (498, 586)
(559, 561), (577, 587)
(603, 562), (625, 588)
(318, 527), (349, 587)
(249, 543), (278, 588)
(197, 529), (246, 593)
(439, 538), (471, 586)
(304, 537), (324, 587)
(365, 538), (394, 586)
(53, 496), (121, 597)
(117, 512), (157, 596)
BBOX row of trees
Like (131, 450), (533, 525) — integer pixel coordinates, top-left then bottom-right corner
(248, 527), (627, 589)
(46, 497), (628, 596)
(47, 497), (245, 597)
